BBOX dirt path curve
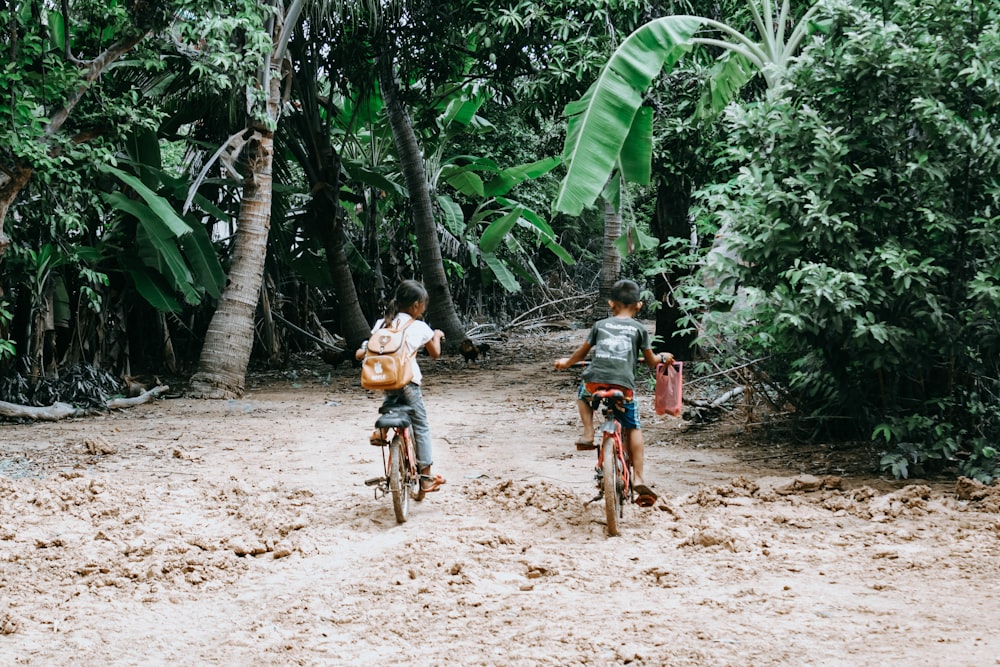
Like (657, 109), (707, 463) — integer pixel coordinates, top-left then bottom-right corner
(1, 328), (999, 666)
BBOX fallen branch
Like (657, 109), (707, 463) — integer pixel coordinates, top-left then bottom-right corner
(0, 400), (79, 421)
(0, 385), (171, 421)
(106, 385), (171, 409)
(711, 385), (744, 408)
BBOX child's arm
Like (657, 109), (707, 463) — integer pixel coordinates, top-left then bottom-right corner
(642, 349), (674, 369)
(425, 330), (445, 359)
(355, 341), (368, 361)
(554, 342), (592, 370)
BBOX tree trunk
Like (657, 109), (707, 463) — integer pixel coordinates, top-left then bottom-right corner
(651, 178), (697, 360)
(0, 165), (31, 258)
(377, 57), (465, 346)
(189, 49), (281, 398)
(599, 199), (622, 302)
(307, 149), (372, 349)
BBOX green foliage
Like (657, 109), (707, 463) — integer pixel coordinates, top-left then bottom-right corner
(692, 0), (1000, 479)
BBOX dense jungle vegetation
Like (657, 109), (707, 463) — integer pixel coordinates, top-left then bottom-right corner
(1, 0), (997, 480)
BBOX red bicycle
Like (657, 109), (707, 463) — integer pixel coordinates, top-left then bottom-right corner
(588, 387), (633, 537)
(365, 400), (423, 522)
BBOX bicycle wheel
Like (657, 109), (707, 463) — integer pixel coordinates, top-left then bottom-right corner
(389, 435), (409, 523)
(602, 436), (623, 536)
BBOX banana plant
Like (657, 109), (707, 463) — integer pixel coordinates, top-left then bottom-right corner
(439, 155), (568, 292)
(100, 164), (225, 312)
(554, 0), (824, 217)
(428, 85), (573, 292)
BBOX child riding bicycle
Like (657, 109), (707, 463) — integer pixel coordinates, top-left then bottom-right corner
(357, 280), (446, 494)
(554, 279), (674, 507)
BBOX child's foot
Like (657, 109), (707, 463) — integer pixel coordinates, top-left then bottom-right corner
(633, 483), (658, 507)
(419, 467), (446, 493)
(575, 431), (596, 450)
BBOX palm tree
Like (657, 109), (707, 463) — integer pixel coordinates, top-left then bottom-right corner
(189, 2), (304, 397)
(377, 56), (466, 343)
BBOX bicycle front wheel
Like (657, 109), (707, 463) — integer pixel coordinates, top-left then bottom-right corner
(389, 435), (409, 523)
(602, 437), (622, 536)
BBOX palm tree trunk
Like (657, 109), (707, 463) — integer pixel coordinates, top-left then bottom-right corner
(377, 57), (465, 345)
(189, 38), (281, 398)
(599, 199), (622, 302)
(306, 149), (371, 349)
(189, 123), (274, 397)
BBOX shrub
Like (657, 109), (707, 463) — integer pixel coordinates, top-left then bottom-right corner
(691, 0), (1000, 478)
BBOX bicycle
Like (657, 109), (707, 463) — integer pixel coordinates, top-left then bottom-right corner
(587, 386), (634, 537)
(364, 399), (423, 522)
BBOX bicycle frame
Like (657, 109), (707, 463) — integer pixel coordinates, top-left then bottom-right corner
(366, 402), (421, 522)
(589, 388), (633, 536)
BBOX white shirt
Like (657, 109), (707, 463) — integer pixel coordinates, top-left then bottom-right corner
(371, 313), (434, 385)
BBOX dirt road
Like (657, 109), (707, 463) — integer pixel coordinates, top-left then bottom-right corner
(2, 329), (999, 666)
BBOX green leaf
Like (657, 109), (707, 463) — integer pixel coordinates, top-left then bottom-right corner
(479, 207), (522, 253)
(105, 193), (200, 305)
(437, 194), (466, 238)
(444, 169), (485, 198)
(100, 165), (191, 237)
(481, 252), (521, 292)
(178, 219), (225, 300)
(123, 264), (183, 313)
(619, 106), (653, 185)
(484, 156), (561, 197)
(698, 51), (757, 115)
(554, 16), (704, 216)
(342, 160), (407, 197)
(438, 89), (486, 128)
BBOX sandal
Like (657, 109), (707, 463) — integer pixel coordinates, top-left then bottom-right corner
(633, 483), (658, 507)
(420, 474), (446, 493)
(575, 437), (596, 451)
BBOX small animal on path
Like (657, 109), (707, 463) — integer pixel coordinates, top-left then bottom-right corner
(459, 338), (491, 363)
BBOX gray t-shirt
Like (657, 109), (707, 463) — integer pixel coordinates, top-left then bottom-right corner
(581, 316), (651, 390)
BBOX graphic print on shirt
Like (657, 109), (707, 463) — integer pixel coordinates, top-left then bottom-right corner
(593, 320), (639, 362)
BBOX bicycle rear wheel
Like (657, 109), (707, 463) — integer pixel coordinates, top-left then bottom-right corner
(389, 435), (409, 523)
(602, 437), (623, 536)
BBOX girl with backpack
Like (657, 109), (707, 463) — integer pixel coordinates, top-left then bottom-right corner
(356, 280), (446, 493)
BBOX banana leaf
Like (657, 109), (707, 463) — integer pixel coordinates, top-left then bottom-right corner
(484, 156), (561, 198)
(481, 252), (520, 292)
(101, 165), (190, 237)
(479, 208), (522, 254)
(177, 218), (225, 300)
(554, 16), (704, 216)
(103, 193), (200, 306)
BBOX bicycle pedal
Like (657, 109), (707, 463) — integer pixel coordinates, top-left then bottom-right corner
(364, 476), (386, 487)
(587, 494), (603, 505)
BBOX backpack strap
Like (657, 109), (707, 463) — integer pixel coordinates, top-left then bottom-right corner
(393, 317), (418, 358)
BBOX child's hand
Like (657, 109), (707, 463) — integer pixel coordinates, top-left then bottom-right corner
(433, 329), (445, 341)
(659, 352), (675, 365)
(554, 358), (570, 370)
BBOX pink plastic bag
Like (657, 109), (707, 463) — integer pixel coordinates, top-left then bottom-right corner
(654, 361), (683, 417)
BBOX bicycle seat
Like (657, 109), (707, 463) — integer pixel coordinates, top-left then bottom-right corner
(589, 388), (625, 410)
(375, 411), (411, 429)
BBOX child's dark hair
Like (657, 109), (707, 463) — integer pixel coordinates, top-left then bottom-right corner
(384, 279), (429, 323)
(610, 279), (641, 305)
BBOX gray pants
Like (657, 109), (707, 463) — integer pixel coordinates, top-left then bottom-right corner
(382, 383), (433, 469)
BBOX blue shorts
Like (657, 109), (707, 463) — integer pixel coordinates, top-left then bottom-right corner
(578, 383), (640, 430)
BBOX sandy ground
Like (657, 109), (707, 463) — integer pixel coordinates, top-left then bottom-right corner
(2, 327), (1000, 666)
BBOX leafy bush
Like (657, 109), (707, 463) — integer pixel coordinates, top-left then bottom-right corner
(689, 0), (1000, 478)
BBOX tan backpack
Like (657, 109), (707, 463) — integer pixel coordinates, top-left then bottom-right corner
(360, 318), (416, 390)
